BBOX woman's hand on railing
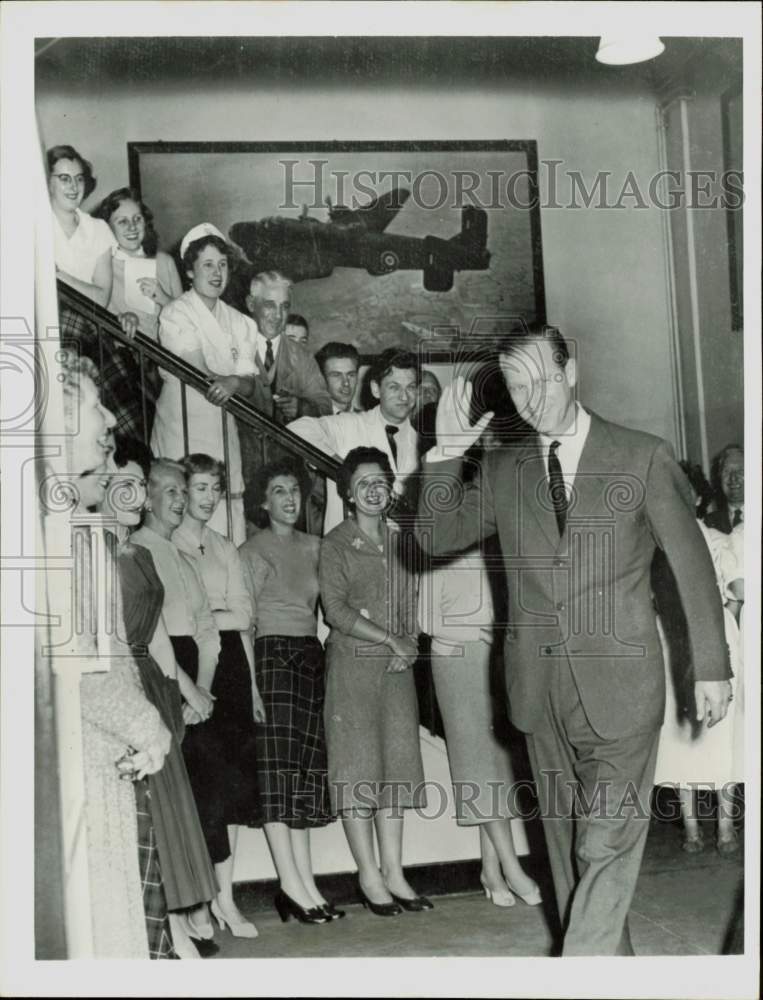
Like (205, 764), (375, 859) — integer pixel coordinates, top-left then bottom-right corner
(206, 375), (240, 406)
(118, 312), (140, 340)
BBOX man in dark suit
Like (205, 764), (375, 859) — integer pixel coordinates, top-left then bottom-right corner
(416, 327), (732, 956)
(704, 444), (744, 533)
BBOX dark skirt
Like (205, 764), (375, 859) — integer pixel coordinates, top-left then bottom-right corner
(170, 634), (261, 865)
(207, 630), (263, 826)
(134, 778), (177, 959)
(134, 649), (217, 910)
(254, 635), (333, 829)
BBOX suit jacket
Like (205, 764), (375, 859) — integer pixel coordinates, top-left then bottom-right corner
(249, 336), (333, 420)
(416, 412), (730, 739)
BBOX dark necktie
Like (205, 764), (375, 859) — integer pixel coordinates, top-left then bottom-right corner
(547, 439), (567, 536)
(732, 507), (743, 527)
(264, 339), (275, 374)
(385, 424), (399, 466)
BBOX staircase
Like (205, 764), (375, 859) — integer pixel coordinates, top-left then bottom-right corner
(56, 279), (341, 535)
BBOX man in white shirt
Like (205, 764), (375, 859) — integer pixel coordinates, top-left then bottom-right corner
(289, 347), (420, 531)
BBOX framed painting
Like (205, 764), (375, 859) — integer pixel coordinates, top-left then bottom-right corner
(129, 140), (546, 359)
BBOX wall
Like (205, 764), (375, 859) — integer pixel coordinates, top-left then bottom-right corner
(38, 71), (681, 446)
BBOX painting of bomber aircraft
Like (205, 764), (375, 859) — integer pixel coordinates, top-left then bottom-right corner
(228, 188), (490, 292)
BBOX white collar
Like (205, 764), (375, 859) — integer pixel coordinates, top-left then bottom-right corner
(539, 403), (590, 450)
(375, 406), (410, 433)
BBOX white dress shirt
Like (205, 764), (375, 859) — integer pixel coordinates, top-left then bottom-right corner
(289, 405), (418, 531)
(254, 331), (281, 370)
(539, 403), (591, 498)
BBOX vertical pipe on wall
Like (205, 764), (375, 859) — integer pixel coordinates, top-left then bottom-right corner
(678, 96), (711, 473)
(655, 101), (688, 461)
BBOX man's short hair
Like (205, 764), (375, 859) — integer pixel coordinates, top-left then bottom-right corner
(368, 347), (420, 386)
(286, 313), (309, 332)
(249, 270), (292, 299)
(314, 341), (361, 376)
(497, 324), (570, 369)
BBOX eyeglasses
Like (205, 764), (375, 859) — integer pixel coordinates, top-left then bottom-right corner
(52, 173), (86, 187)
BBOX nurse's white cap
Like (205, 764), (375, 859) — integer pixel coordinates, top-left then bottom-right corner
(180, 222), (226, 259)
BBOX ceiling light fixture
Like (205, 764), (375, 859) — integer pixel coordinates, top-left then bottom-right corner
(595, 35), (665, 66)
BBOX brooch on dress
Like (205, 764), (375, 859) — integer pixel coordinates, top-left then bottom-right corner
(351, 536), (364, 550)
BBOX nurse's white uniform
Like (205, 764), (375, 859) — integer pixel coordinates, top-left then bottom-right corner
(151, 288), (257, 546)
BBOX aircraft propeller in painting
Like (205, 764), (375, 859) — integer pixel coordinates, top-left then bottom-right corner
(229, 187), (490, 292)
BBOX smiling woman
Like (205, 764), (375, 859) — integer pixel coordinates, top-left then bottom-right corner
(150, 224), (258, 545)
(238, 460), (336, 925)
(93, 187), (183, 343)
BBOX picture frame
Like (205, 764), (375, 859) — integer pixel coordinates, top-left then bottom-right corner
(128, 139), (547, 361)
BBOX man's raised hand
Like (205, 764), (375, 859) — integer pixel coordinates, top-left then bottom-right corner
(434, 376), (494, 457)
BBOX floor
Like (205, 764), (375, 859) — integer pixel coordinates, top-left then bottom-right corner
(209, 815), (744, 959)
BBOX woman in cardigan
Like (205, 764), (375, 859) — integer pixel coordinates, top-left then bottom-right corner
(238, 460), (335, 925)
(131, 458), (234, 942)
(173, 453), (266, 937)
(99, 435), (219, 958)
(93, 188), (183, 438)
(319, 447), (430, 916)
(93, 187), (183, 340)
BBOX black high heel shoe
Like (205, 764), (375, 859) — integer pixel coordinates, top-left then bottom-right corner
(388, 892), (434, 912)
(274, 889), (330, 925)
(320, 901), (346, 920)
(357, 886), (402, 917)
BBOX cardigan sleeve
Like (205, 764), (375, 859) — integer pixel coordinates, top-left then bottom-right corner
(318, 535), (361, 636)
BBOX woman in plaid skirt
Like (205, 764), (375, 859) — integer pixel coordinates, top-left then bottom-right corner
(239, 460), (337, 925)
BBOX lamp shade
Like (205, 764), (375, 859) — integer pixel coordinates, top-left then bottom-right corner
(596, 35), (665, 66)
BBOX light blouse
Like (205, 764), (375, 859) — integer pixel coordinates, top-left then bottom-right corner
(130, 525), (220, 678)
(173, 520), (253, 632)
(53, 208), (115, 284)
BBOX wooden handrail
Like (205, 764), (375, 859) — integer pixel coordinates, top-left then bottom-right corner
(56, 280), (341, 481)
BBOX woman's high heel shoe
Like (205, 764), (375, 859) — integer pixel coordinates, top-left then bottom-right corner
(320, 901), (346, 920)
(480, 875), (516, 908)
(274, 889), (330, 925)
(186, 910), (215, 941)
(505, 880), (542, 907)
(211, 898), (258, 938)
(357, 886), (402, 917)
(388, 891), (434, 912)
